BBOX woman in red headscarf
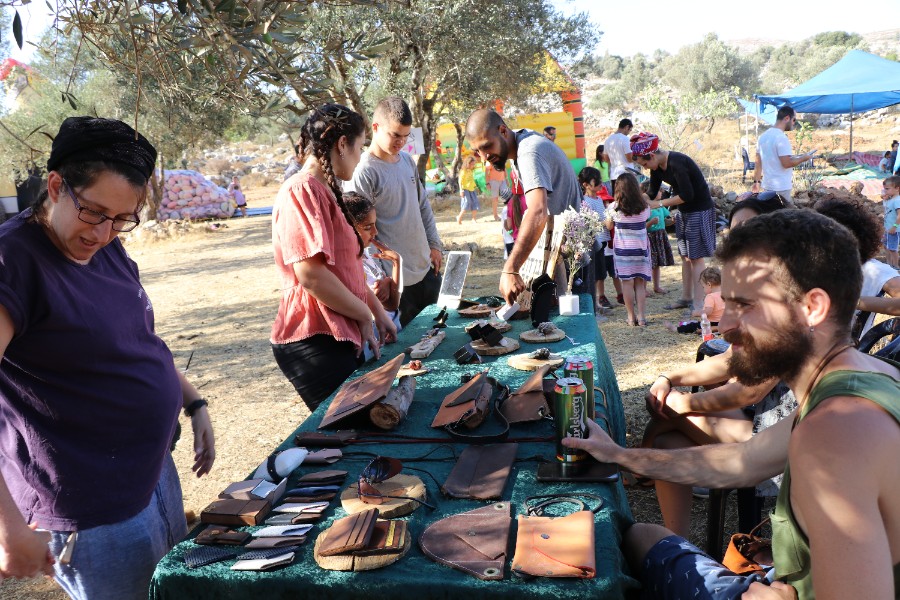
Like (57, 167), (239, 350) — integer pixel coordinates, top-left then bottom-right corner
(630, 133), (716, 314)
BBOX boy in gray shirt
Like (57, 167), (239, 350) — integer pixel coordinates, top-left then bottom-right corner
(348, 97), (443, 327)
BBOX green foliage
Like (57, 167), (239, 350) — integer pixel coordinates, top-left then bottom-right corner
(811, 31), (863, 47)
(661, 33), (757, 95)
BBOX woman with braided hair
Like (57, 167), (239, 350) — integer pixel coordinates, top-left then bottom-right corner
(271, 103), (397, 411)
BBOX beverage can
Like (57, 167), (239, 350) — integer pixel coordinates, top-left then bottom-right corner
(553, 377), (589, 464)
(563, 356), (595, 420)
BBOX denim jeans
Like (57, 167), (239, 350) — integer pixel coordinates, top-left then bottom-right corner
(48, 454), (187, 600)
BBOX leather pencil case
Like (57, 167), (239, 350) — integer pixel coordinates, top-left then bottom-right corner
(200, 498), (271, 527)
(318, 508), (379, 557)
(499, 364), (552, 423)
(194, 525), (251, 546)
(511, 510), (596, 578)
(441, 443), (518, 500)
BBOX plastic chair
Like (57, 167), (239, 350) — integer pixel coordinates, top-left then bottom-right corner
(741, 148), (756, 183)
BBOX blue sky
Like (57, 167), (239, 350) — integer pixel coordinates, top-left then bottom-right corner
(551, 0), (893, 57)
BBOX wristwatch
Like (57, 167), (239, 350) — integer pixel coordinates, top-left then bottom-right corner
(184, 398), (208, 418)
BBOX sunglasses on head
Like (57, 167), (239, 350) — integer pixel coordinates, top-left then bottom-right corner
(358, 456), (435, 510)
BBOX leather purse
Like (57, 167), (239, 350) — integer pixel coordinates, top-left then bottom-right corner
(200, 498), (271, 527)
(722, 518), (772, 576)
(431, 371), (491, 429)
(318, 508), (379, 557)
(419, 502), (512, 580)
(319, 354), (405, 428)
(441, 443), (518, 500)
(194, 525), (251, 546)
(499, 364), (552, 423)
(511, 510), (596, 578)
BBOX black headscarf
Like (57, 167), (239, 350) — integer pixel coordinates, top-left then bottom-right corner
(46, 116), (157, 180)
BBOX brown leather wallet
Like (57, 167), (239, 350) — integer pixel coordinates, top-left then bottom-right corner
(510, 510), (596, 578)
(352, 520), (407, 556)
(318, 508), (379, 557)
(319, 354), (405, 428)
(441, 443), (518, 500)
(431, 372), (491, 429)
(200, 498), (271, 527)
(499, 364), (552, 423)
(296, 470), (348, 485)
(419, 502), (512, 580)
(194, 525), (251, 546)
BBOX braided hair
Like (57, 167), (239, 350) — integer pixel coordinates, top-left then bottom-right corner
(300, 103), (366, 256)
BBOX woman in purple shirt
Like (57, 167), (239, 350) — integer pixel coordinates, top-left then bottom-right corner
(0, 117), (215, 599)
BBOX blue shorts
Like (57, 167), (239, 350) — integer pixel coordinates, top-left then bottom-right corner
(640, 535), (772, 600)
(460, 190), (480, 211)
(885, 231), (900, 252)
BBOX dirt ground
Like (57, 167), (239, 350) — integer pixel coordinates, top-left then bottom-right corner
(8, 180), (745, 599)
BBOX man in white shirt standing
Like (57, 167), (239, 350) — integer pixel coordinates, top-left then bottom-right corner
(753, 106), (817, 206)
(603, 118), (635, 194)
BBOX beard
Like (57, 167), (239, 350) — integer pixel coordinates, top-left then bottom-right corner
(724, 317), (813, 386)
(490, 136), (510, 171)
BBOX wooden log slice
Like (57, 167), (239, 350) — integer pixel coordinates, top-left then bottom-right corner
(469, 337), (520, 356)
(506, 352), (565, 371)
(457, 305), (494, 318)
(313, 525), (411, 572)
(340, 474), (425, 518)
(519, 328), (566, 343)
(465, 320), (512, 333)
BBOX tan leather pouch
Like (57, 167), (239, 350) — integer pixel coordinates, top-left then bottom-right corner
(510, 510), (596, 578)
(318, 508), (379, 557)
(499, 365), (552, 423)
(431, 372), (491, 429)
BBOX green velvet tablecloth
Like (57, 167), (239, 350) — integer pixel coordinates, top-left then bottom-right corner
(150, 295), (639, 599)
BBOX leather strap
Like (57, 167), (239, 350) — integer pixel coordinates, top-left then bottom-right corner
(266, 454), (282, 483)
(524, 493), (604, 516)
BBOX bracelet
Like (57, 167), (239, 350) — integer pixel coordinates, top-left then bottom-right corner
(501, 271), (519, 275)
(184, 398), (208, 418)
(657, 374), (673, 386)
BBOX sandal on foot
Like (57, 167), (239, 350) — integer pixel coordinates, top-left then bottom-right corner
(663, 298), (692, 310)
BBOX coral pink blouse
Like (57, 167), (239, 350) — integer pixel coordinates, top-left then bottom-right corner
(270, 172), (367, 349)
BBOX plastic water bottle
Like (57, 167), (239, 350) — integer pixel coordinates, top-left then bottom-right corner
(700, 313), (714, 341)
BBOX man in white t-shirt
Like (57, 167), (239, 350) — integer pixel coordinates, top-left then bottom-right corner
(602, 118), (635, 193)
(753, 106), (817, 206)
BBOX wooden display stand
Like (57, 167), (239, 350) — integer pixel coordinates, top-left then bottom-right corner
(470, 337), (519, 356)
(507, 351), (564, 371)
(313, 527), (410, 572)
(340, 474), (426, 518)
(519, 327), (566, 343)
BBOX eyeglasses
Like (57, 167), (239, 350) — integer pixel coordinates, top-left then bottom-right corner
(63, 180), (140, 232)
(357, 456), (435, 510)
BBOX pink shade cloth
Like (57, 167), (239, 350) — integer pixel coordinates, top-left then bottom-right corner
(702, 290), (725, 323)
(270, 172), (367, 349)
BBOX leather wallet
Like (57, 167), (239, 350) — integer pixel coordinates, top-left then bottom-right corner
(442, 443), (518, 500)
(419, 502), (512, 580)
(183, 545), (241, 569)
(231, 549), (296, 571)
(200, 498), (271, 526)
(194, 525), (251, 546)
(352, 520), (407, 556)
(219, 478), (287, 504)
(510, 510), (596, 578)
(266, 513), (320, 526)
(319, 354), (405, 428)
(431, 372), (491, 429)
(304, 448), (343, 464)
(245, 536), (307, 549)
(499, 364), (552, 423)
(296, 470), (348, 485)
(318, 508), (379, 557)
(254, 524), (314, 537)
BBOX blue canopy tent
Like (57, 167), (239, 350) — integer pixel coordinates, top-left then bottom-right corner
(757, 50), (900, 154)
(737, 98), (777, 126)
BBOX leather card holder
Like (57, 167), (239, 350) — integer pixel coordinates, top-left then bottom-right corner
(183, 545), (241, 569)
(194, 524), (251, 546)
(441, 443), (518, 500)
(201, 498), (271, 527)
(352, 520), (407, 556)
(231, 550), (296, 571)
(318, 508), (379, 556)
(296, 470), (348, 485)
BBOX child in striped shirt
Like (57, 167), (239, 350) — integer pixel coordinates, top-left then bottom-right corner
(605, 172), (652, 326)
